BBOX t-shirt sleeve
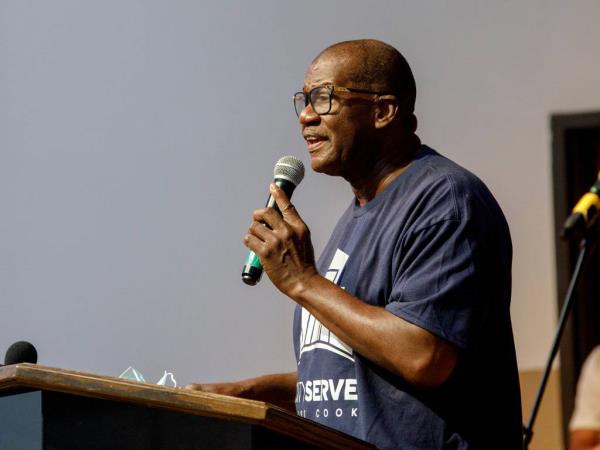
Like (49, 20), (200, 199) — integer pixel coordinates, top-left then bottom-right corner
(385, 217), (481, 350)
(570, 347), (600, 431)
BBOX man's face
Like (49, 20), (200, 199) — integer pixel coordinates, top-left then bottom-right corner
(299, 54), (375, 177)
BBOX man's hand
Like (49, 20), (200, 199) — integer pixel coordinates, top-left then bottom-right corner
(244, 183), (319, 296)
(185, 372), (297, 412)
(186, 381), (247, 397)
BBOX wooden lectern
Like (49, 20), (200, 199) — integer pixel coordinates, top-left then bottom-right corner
(0, 364), (374, 449)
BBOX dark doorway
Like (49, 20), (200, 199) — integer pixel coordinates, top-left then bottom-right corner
(551, 111), (600, 447)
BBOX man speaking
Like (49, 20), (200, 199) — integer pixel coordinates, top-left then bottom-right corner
(188, 39), (522, 449)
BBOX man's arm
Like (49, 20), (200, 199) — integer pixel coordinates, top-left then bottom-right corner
(290, 274), (456, 388)
(186, 371), (297, 412)
(245, 184), (457, 389)
(570, 430), (600, 450)
(570, 348), (600, 450)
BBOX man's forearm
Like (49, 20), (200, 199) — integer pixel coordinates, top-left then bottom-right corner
(289, 273), (457, 388)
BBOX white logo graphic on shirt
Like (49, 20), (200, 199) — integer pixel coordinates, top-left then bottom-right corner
(299, 249), (354, 362)
(323, 248), (349, 284)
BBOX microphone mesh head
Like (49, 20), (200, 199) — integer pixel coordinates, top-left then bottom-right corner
(4, 341), (38, 365)
(274, 156), (305, 186)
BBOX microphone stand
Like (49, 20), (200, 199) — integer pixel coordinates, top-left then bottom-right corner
(522, 228), (596, 449)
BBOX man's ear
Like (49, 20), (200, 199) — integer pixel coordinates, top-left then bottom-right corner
(374, 96), (400, 129)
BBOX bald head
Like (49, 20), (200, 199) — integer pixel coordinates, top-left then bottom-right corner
(314, 39), (416, 112)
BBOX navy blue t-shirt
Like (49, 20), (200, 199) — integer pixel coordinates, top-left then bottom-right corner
(293, 146), (522, 449)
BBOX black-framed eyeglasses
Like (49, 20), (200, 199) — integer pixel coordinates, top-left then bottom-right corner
(292, 85), (391, 117)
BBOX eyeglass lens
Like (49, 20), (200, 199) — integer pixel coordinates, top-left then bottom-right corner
(293, 87), (332, 117)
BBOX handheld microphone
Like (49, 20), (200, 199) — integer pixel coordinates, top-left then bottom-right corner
(242, 156), (305, 286)
(4, 341), (38, 365)
(562, 171), (600, 240)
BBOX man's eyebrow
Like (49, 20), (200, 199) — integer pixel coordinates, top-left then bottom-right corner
(303, 83), (333, 92)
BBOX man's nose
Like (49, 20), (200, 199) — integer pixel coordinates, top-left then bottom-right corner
(299, 103), (320, 125)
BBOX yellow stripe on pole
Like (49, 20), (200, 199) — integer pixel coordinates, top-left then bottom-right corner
(572, 192), (600, 218)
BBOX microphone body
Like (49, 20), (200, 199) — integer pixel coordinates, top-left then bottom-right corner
(242, 156), (305, 286)
(562, 174), (600, 240)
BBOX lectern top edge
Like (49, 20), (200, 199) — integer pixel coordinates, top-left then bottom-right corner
(0, 363), (268, 420)
(0, 364), (376, 450)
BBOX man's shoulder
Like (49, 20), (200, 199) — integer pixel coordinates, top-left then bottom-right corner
(412, 146), (489, 191)
(412, 146), (503, 210)
(384, 146), (508, 235)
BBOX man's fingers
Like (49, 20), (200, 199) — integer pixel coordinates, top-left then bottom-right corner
(252, 207), (283, 229)
(270, 183), (300, 221)
(185, 383), (207, 391)
(185, 382), (245, 397)
(280, 203), (296, 214)
(248, 220), (273, 242)
(244, 233), (265, 253)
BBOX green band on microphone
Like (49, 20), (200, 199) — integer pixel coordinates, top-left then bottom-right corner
(245, 251), (262, 270)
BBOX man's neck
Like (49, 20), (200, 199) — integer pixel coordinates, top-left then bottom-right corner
(350, 141), (420, 207)
(350, 162), (411, 207)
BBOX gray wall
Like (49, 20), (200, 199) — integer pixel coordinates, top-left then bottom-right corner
(2, 1), (600, 386)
